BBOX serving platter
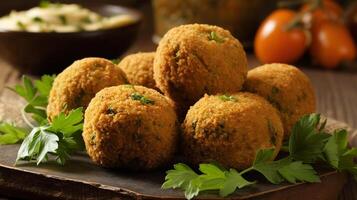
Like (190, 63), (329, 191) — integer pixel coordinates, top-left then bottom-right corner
(0, 84), (355, 200)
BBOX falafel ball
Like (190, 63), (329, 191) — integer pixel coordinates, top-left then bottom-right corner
(47, 57), (127, 121)
(154, 24), (248, 119)
(182, 92), (283, 170)
(244, 63), (316, 138)
(83, 85), (178, 170)
(118, 52), (158, 90)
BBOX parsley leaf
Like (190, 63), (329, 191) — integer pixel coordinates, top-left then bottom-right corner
(32, 17), (43, 23)
(6, 75), (83, 165)
(208, 31), (225, 43)
(219, 169), (254, 197)
(111, 59), (120, 65)
(16, 126), (59, 165)
(162, 163), (253, 199)
(10, 76), (36, 102)
(16, 21), (26, 30)
(289, 114), (330, 163)
(324, 129), (357, 176)
(58, 15), (67, 25)
(39, 0), (51, 8)
(251, 149), (286, 184)
(34, 75), (55, 97)
(9, 75), (55, 125)
(278, 161), (320, 183)
(252, 149), (320, 184)
(48, 107), (83, 137)
(162, 163), (199, 190)
(16, 108), (84, 165)
(218, 95), (237, 102)
(0, 123), (28, 144)
(130, 92), (155, 105)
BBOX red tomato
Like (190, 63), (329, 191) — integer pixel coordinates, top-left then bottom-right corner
(301, 0), (343, 27)
(254, 9), (308, 64)
(310, 21), (357, 69)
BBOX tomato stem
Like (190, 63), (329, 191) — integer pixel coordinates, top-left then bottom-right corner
(284, 0), (323, 31)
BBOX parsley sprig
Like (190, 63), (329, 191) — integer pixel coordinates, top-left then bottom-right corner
(131, 92), (155, 105)
(2, 75), (85, 165)
(16, 108), (84, 165)
(163, 113), (357, 199)
(9, 75), (55, 126)
(0, 123), (28, 144)
(208, 31), (225, 43)
(218, 95), (236, 102)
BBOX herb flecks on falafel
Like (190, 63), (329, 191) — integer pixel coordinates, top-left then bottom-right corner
(244, 63), (316, 138)
(181, 92), (284, 170)
(154, 24), (248, 119)
(47, 57), (127, 121)
(83, 85), (178, 170)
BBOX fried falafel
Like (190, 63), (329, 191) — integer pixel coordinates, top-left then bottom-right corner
(83, 85), (178, 170)
(47, 57), (127, 121)
(181, 92), (284, 170)
(118, 52), (158, 90)
(244, 63), (316, 138)
(154, 24), (248, 119)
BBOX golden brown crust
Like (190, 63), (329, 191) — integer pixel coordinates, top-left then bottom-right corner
(181, 92), (283, 170)
(154, 24), (248, 119)
(118, 52), (158, 90)
(83, 85), (178, 170)
(244, 63), (316, 138)
(47, 57), (127, 121)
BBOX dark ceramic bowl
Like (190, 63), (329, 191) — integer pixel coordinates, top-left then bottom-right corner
(0, 2), (141, 75)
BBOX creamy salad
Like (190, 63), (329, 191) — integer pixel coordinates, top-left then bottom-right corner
(0, 2), (136, 32)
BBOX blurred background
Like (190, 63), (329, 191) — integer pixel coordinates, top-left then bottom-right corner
(0, 0), (356, 73)
(0, 1), (356, 199)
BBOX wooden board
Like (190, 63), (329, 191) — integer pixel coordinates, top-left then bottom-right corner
(0, 144), (348, 200)
(0, 83), (355, 200)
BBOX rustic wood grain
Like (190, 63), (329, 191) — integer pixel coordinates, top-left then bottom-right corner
(0, 144), (348, 200)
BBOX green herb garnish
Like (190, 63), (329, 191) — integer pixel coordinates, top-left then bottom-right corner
(0, 123), (28, 145)
(111, 59), (120, 65)
(130, 92), (155, 105)
(81, 17), (92, 24)
(289, 114), (330, 163)
(324, 129), (357, 177)
(3, 75), (84, 165)
(163, 113), (357, 199)
(208, 31), (225, 43)
(218, 95), (236, 102)
(16, 21), (26, 30)
(39, 0), (51, 8)
(16, 108), (84, 165)
(32, 17), (43, 23)
(9, 75), (55, 125)
(162, 163), (254, 199)
(249, 149), (320, 184)
(58, 15), (67, 25)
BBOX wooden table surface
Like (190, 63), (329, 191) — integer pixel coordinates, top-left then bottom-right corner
(0, 2), (356, 200)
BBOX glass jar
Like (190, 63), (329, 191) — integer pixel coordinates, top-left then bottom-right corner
(152, 0), (278, 47)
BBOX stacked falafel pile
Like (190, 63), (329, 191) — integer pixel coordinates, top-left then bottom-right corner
(47, 24), (316, 171)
